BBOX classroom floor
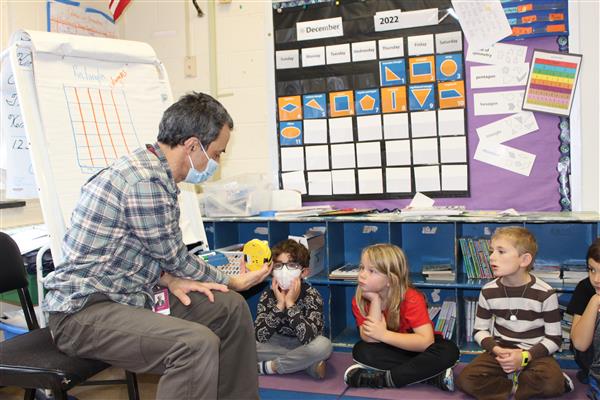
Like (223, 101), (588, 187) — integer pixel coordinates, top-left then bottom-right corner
(0, 351), (589, 400)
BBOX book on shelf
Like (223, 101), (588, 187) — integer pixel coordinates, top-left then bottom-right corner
(562, 261), (588, 284)
(433, 300), (456, 340)
(459, 237), (493, 279)
(329, 263), (360, 280)
(422, 263), (455, 281)
(428, 305), (441, 321)
(464, 297), (478, 343)
(532, 264), (562, 283)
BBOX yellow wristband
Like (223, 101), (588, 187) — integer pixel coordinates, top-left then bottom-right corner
(521, 350), (530, 367)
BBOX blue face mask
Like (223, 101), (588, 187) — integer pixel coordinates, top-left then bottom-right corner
(184, 143), (219, 184)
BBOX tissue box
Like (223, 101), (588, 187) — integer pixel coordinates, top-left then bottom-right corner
(289, 229), (325, 278)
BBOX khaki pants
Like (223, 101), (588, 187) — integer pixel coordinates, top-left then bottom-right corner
(48, 291), (258, 400)
(456, 351), (566, 400)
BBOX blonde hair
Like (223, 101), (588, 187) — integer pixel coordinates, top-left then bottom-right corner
(491, 226), (538, 270)
(355, 243), (411, 331)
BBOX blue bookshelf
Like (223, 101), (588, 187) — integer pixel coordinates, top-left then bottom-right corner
(203, 212), (599, 367)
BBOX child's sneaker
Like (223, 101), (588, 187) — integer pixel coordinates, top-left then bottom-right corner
(425, 368), (455, 392)
(305, 360), (327, 379)
(563, 372), (574, 393)
(344, 363), (388, 388)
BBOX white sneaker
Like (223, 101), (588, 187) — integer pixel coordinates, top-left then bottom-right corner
(563, 372), (574, 393)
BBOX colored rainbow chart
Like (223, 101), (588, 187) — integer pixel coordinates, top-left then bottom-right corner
(523, 50), (582, 117)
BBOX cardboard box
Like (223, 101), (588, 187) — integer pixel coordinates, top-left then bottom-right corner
(289, 228), (326, 278)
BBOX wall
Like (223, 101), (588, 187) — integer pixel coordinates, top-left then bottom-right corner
(573, 1), (600, 212)
(120, 0), (275, 182)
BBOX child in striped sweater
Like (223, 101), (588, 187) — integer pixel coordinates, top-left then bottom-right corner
(456, 226), (573, 400)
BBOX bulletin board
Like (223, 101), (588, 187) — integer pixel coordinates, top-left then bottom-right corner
(271, 0), (573, 211)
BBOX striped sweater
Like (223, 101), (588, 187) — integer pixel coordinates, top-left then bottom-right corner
(473, 275), (562, 359)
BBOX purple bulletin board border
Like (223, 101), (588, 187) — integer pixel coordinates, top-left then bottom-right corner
(307, 35), (567, 212)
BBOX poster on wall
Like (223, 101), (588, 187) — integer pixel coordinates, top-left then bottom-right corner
(273, 1), (469, 201)
(522, 49), (582, 117)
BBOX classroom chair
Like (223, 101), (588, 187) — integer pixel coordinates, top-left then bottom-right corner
(0, 232), (139, 400)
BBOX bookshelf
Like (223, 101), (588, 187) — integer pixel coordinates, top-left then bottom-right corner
(203, 212), (600, 367)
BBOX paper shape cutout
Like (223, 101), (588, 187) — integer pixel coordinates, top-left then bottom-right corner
(279, 121), (303, 146)
(438, 81), (465, 109)
(303, 93), (326, 119)
(358, 168), (383, 194)
(278, 96), (302, 121)
(409, 56), (435, 83)
(329, 91), (355, 117)
(328, 117), (353, 143)
(379, 59), (406, 86)
(436, 54), (463, 81)
(409, 84), (436, 110)
(331, 169), (356, 194)
(355, 89), (381, 115)
(303, 119), (328, 144)
(381, 86), (407, 113)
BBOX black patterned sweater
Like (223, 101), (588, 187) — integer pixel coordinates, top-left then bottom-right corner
(255, 280), (324, 345)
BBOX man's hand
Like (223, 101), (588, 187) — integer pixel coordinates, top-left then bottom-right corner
(228, 262), (272, 291)
(284, 277), (301, 308)
(161, 273), (228, 306)
(271, 278), (286, 311)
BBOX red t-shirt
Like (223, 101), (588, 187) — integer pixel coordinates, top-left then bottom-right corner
(352, 288), (434, 333)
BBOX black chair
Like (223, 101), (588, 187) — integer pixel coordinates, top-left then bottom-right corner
(0, 232), (139, 400)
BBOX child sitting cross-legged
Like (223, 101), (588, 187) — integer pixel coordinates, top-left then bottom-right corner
(343, 243), (460, 391)
(456, 226), (573, 399)
(255, 239), (332, 379)
(567, 238), (600, 398)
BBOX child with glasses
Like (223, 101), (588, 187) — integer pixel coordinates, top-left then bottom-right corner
(255, 239), (332, 379)
(344, 243), (459, 391)
(567, 238), (600, 398)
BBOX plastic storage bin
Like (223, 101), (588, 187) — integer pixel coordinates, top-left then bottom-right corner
(0, 321), (28, 340)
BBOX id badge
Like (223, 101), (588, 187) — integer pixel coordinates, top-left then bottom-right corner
(152, 288), (171, 315)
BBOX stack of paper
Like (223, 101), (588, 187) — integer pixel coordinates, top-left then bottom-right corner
(401, 193), (464, 216)
(329, 263), (360, 280)
(422, 264), (456, 281)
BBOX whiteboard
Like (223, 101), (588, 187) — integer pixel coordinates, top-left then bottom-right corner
(9, 29), (208, 262)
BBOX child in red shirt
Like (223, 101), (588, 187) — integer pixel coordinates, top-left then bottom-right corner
(344, 243), (459, 390)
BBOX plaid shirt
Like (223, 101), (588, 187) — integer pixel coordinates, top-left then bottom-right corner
(43, 143), (228, 314)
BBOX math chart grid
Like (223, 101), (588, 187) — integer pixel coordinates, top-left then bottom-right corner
(64, 86), (140, 173)
(523, 50), (582, 117)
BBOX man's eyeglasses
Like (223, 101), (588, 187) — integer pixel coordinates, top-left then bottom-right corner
(272, 262), (302, 270)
